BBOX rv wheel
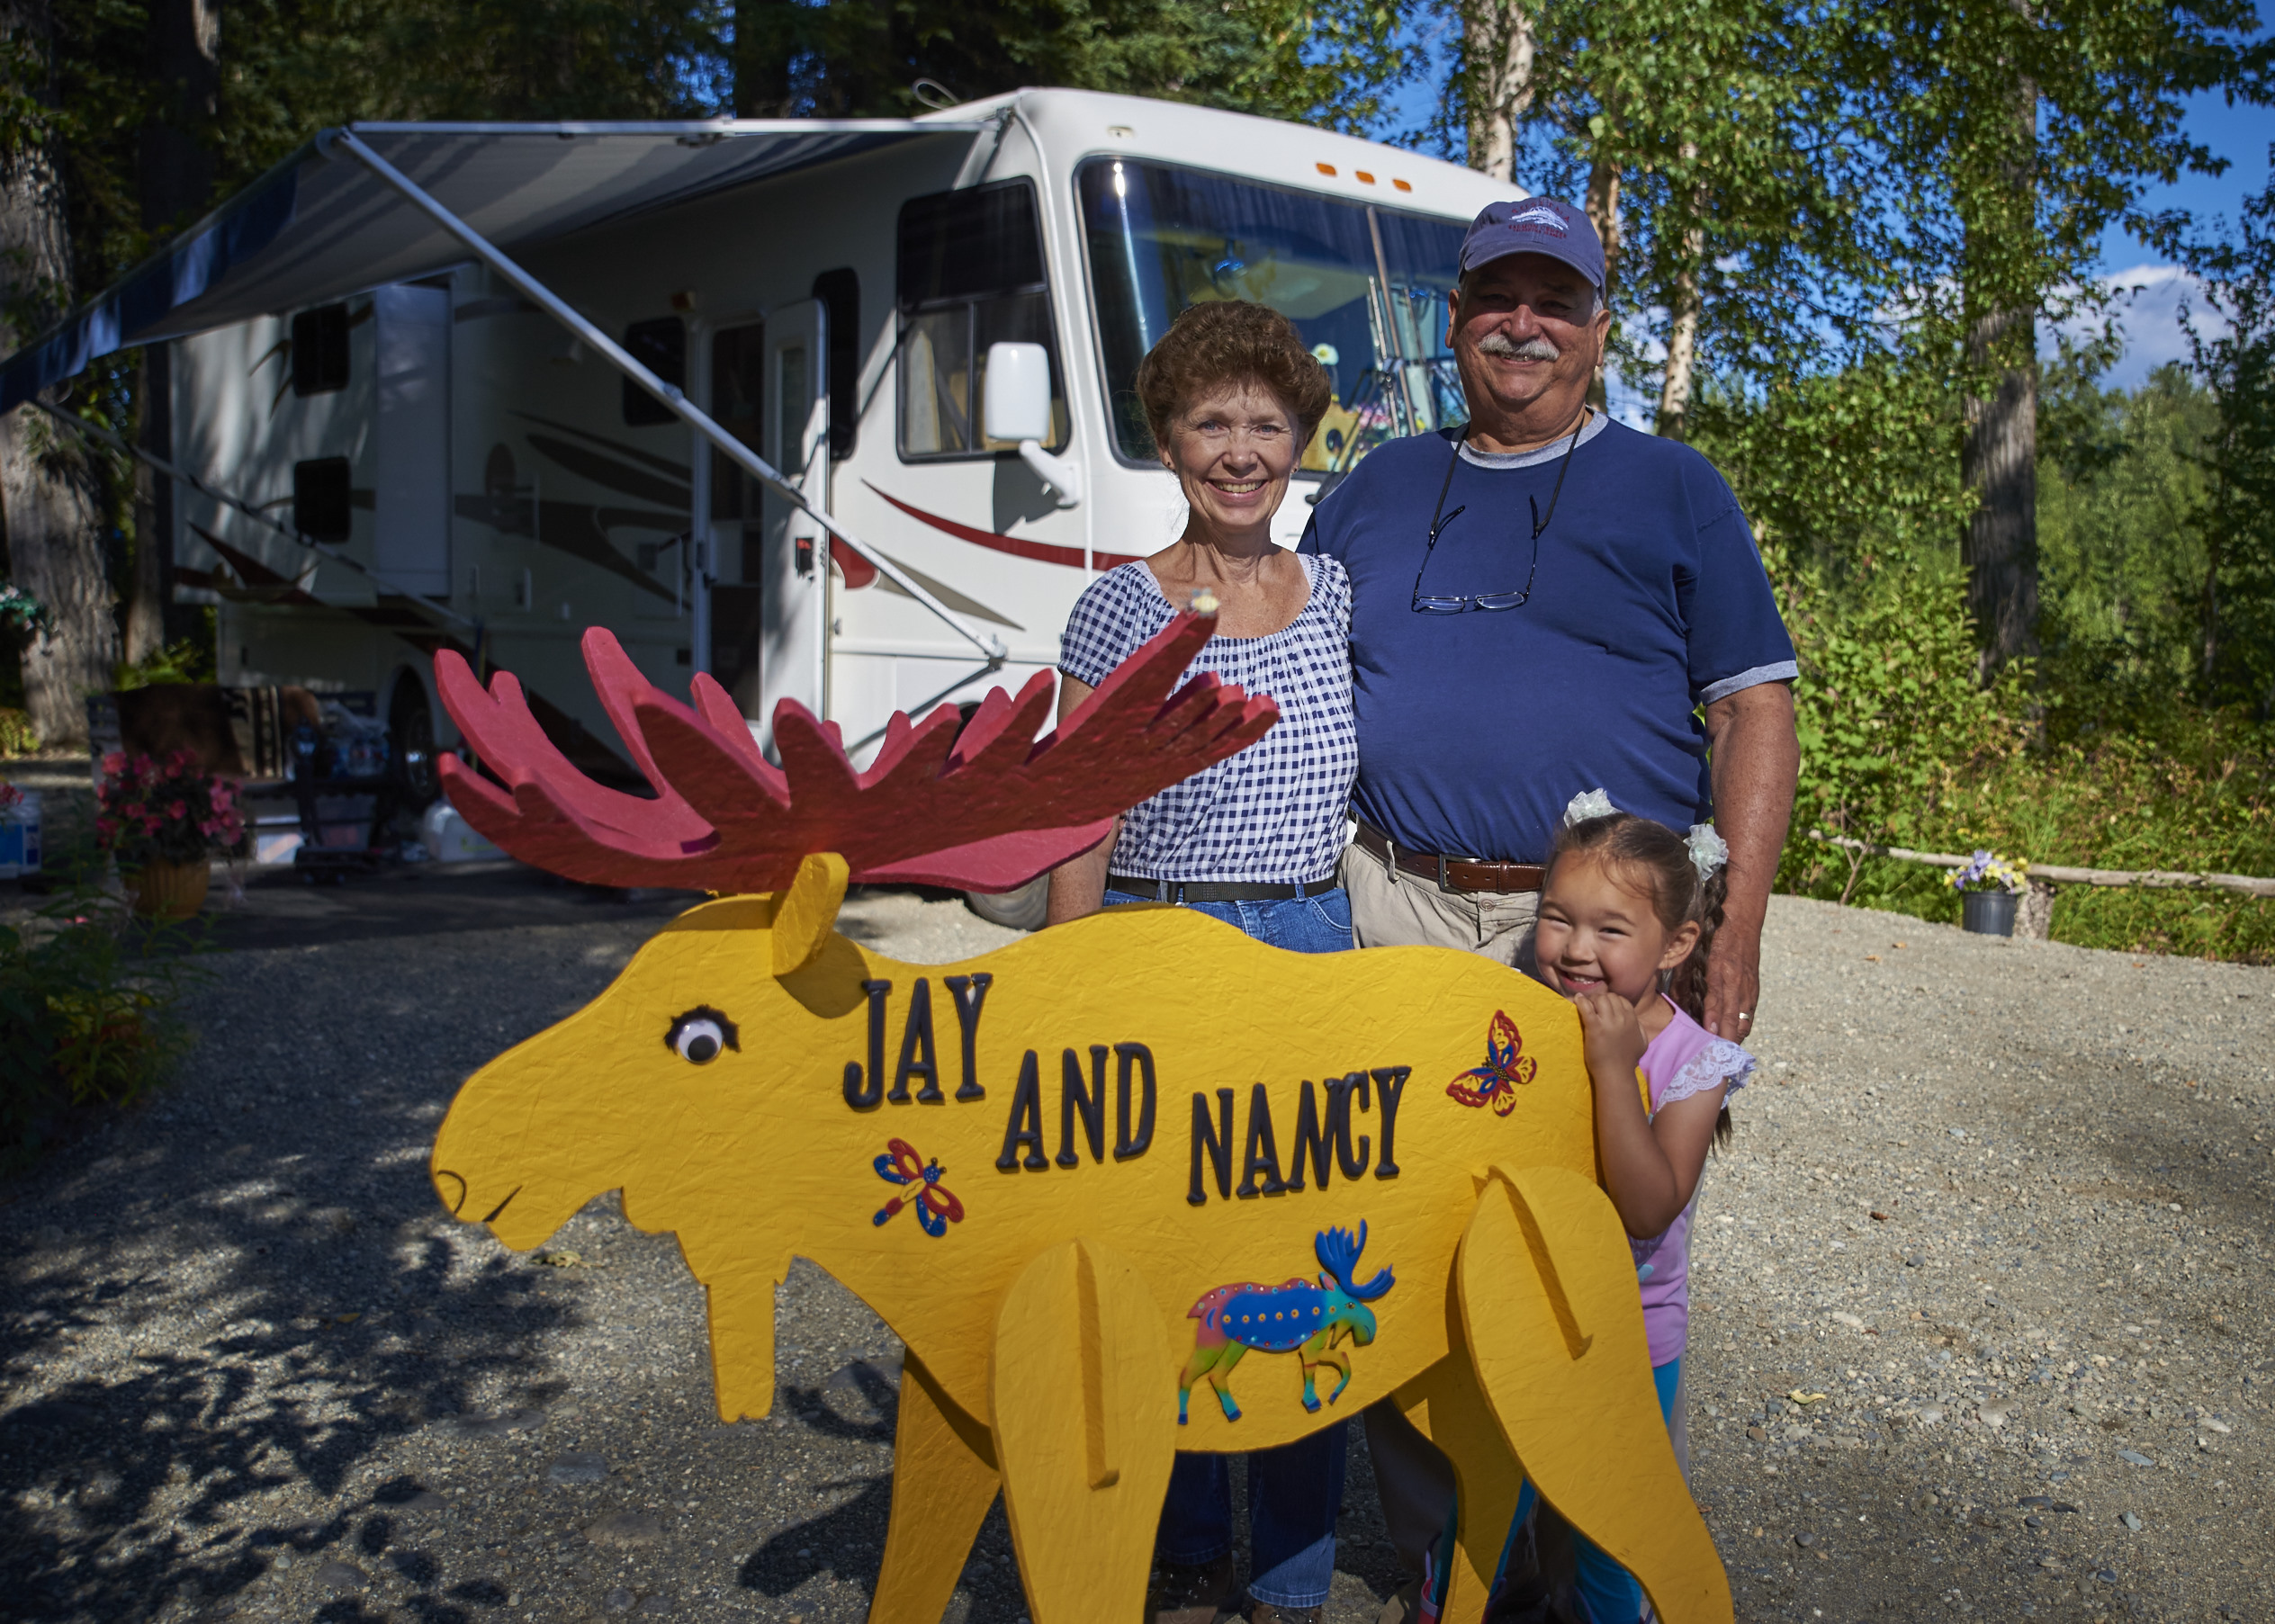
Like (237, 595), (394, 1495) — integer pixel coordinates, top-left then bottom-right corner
(390, 683), (441, 810)
(963, 875), (1048, 932)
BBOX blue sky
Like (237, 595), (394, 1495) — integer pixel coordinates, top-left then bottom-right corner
(1380, 36), (2271, 398)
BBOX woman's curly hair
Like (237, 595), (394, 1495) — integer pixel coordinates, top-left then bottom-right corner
(1133, 301), (1333, 454)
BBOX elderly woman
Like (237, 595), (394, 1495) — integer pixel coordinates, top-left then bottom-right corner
(1048, 300), (1353, 1624)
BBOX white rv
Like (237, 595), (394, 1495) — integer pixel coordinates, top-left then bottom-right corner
(6, 88), (1514, 911)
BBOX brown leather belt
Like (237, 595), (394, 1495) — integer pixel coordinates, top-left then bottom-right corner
(1353, 821), (1546, 894)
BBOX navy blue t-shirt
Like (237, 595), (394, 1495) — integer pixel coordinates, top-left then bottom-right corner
(1299, 418), (1795, 863)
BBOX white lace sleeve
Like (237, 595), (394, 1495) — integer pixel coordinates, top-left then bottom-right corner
(1659, 1038), (1755, 1108)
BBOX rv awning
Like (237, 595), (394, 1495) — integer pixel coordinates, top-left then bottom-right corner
(0, 119), (987, 411)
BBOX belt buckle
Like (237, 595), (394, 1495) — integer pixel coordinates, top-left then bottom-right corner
(1437, 852), (1455, 893)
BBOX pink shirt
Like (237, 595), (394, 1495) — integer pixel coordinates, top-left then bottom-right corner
(1632, 1002), (1754, 1366)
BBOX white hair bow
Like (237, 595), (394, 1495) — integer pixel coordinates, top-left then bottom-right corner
(1686, 822), (1730, 880)
(1563, 788), (1617, 826)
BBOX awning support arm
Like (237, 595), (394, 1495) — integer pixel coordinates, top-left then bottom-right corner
(32, 397), (477, 631)
(319, 128), (1007, 668)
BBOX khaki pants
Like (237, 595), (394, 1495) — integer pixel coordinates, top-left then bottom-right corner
(1339, 842), (1542, 1575)
(1340, 843), (1542, 966)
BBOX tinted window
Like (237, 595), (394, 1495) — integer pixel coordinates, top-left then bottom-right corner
(292, 305), (351, 396)
(1078, 159), (1467, 467)
(622, 317), (686, 426)
(293, 456), (354, 542)
(895, 182), (1064, 460)
(897, 181), (1047, 310)
(812, 267), (860, 459)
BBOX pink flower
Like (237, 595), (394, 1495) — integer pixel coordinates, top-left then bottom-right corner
(102, 751), (126, 775)
(143, 816), (162, 835)
(124, 802), (145, 819)
(95, 816), (117, 838)
(168, 800), (188, 820)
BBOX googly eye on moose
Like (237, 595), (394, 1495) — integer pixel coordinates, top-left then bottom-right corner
(665, 1007), (739, 1064)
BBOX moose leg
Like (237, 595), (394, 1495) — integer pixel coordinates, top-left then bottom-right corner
(1388, 1323), (1525, 1623)
(869, 1348), (1001, 1624)
(694, 1261), (788, 1422)
(1457, 1165), (1731, 1624)
(1204, 1344), (1247, 1420)
(991, 1238), (1177, 1624)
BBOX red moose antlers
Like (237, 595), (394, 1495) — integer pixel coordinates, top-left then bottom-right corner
(434, 615), (1278, 894)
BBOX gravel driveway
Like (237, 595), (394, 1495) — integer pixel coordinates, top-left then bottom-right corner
(2, 879), (2269, 1623)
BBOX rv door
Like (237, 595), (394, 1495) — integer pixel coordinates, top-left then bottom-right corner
(757, 298), (829, 757)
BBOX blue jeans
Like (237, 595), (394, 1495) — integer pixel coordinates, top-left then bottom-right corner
(1159, 1432), (1350, 1608)
(1425, 1359), (1684, 1624)
(1109, 882), (1353, 1606)
(1100, 885), (1354, 955)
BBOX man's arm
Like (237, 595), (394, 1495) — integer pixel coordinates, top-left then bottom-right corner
(1700, 680), (1799, 1040)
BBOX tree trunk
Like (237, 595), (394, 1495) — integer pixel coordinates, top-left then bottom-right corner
(1959, 75), (2040, 679)
(0, 0), (114, 745)
(129, 0), (222, 665)
(1657, 148), (1706, 442)
(1461, 0), (1534, 183)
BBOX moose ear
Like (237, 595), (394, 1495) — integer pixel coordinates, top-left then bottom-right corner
(772, 852), (850, 977)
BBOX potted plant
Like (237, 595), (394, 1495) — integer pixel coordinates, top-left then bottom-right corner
(94, 750), (247, 919)
(1947, 848), (2028, 937)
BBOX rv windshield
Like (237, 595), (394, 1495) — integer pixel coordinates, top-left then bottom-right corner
(1077, 157), (1468, 471)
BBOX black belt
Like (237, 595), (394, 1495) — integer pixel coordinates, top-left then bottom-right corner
(1107, 875), (1337, 903)
(1352, 821), (1546, 893)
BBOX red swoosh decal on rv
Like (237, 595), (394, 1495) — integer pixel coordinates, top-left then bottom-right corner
(865, 481), (1141, 571)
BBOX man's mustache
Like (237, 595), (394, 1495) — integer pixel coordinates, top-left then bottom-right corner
(1476, 331), (1562, 362)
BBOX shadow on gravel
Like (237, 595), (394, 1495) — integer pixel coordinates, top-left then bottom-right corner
(0, 902), (661, 1624)
(735, 1475), (895, 1599)
(0, 1170), (565, 1622)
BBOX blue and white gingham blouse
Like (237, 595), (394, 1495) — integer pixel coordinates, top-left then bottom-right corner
(1058, 555), (1357, 884)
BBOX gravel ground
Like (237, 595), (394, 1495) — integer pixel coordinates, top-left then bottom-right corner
(2, 880), (2270, 1624)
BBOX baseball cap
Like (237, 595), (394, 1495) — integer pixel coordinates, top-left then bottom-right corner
(1459, 197), (1605, 290)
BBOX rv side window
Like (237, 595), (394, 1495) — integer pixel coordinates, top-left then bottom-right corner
(293, 456), (355, 542)
(292, 305), (351, 396)
(812, 268), (859, 460)
(623, 317), (686, 426)
(895, 181), (1066, 460)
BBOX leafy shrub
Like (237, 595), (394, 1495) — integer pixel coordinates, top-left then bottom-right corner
(0, 708), (35, 757)
(0, 886), (205, 1168)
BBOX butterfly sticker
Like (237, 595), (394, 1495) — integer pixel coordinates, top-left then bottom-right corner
(872, 1137), (967, 1237)
(1446, 1010), (1535, 1116)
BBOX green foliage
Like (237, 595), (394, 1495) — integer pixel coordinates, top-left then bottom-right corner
(2178, 153), (2275, 716)
(0, 710), (37, 755)
(1794, 716), (2275, 962)
(723, 0), (1411, 129)
(2037, 363), (2218, 735)
(112, 633), (217, 691)
(0, 884), (205, 1170)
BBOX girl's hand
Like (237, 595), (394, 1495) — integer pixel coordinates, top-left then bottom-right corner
(1573, 990), (1648, 1090)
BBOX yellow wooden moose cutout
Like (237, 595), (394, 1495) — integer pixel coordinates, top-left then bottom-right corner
(427, 618), (1731, 1624)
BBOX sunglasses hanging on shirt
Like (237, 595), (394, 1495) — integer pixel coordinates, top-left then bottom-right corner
(1409, 410), (1587, 614)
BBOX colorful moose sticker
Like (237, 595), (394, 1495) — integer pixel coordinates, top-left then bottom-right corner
(1179, 1223), (1394, 1423)
(1446, 1010), (1537, 1115)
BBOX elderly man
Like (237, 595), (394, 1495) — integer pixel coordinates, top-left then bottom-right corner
(1299, 197), (1800, 1611)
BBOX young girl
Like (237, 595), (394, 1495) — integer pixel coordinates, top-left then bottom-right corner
(1422, 791), (1754, 1624)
